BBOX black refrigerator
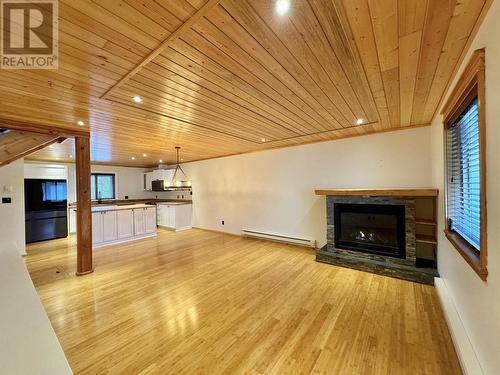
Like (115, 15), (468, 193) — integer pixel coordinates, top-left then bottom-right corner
(25, 179), (68, 243)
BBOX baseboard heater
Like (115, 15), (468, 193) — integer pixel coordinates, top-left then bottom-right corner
(241, 230), (316, 248)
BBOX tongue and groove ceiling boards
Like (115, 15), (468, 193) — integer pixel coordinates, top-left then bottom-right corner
(0, 0), (490, 167)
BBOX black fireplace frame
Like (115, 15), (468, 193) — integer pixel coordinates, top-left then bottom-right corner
(334, 203), (406, 259)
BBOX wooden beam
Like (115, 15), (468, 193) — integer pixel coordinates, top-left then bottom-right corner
(0, 118), (89, 138)
(75, 136), (93, 276)
(101, 0), (222, 99)
(0, 132), (63, 167)
(314, 188), (439, 197)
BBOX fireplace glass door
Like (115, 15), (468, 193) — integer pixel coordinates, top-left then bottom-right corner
(334, 203), (406, 258)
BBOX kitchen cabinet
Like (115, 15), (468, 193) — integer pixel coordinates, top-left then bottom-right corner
(117, 210), (134, 239)
(68, 208), (77, 234)
(92, 210), (118, 244)
(143, 169), (175, 191)
(92, 204), (157, 248)
(133, 207), (146, 235)
(144, 172), (153, 191)
(102, 211), (118, 242)
(92, 212), (103, 244)
(157, 203), (192, 231)
(133, 206), (156, 235)
(145, 207), (157, 233)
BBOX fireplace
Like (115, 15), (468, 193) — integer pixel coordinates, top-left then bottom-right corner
(316, 190), (439, 285)
(334, 203), (406, 259)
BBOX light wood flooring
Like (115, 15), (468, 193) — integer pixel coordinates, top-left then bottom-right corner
(26, 229), (461, 374)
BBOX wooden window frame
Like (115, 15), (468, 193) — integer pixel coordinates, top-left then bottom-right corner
(91, 173), (116, 200)
(441, 48), (487, 281)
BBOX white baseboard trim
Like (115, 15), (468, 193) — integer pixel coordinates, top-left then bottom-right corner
(157, 225), (192, 232)
(435, 277), (483, 375)
(175, 226), (192, 232)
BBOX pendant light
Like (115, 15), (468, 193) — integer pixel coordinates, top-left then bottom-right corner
(170, 146), (191, 189)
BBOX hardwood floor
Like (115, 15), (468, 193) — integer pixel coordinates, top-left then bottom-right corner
(26, 229), (461, 374)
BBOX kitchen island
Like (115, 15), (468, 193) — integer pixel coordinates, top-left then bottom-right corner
(85, 204), (157, 248)
(68, 199), (192, 234)
(156, 202), (192, 231)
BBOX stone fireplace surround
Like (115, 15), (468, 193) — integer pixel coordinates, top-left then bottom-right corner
(315, 189), (439, 285)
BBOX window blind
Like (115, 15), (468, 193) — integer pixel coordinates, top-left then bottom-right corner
(446, 97), (481, 250)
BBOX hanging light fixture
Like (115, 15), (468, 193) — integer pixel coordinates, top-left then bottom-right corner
(169, 146), (191, 189)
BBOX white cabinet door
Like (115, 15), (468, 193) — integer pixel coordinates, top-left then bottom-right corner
(145, 172), (153, 191)
(134, 209), (145, 235)
(168, 206), (175, 228)
(163, 206), (172, 227)
(157, 205), (171, 227)
(174, 204), (192, 230)
(157, 205), (164, 226)
(69, 209), (77, 234)
(117, 210), (134, 239)
(145, 207), (157, 233)
(152, 169), (165, 181)
(102, 211), (118, 242)
(156, 205), (163, 224)
(92, 212), (103, 244)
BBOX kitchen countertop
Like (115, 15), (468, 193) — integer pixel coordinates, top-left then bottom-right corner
(69, 198), (192, 208)
(91, 204), (154, 213)
(156, 202), (192, 206)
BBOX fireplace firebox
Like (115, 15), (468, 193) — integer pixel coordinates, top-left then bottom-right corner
(334, 203), (406, 258)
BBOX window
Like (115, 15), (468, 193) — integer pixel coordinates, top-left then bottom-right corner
(446, 98), (480, 249)
(442, 48), (487, 281)
(91, 173), (115, 200)
(42, 180), (67, 202)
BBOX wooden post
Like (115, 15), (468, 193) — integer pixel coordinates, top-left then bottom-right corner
(75, 136), (93, 275)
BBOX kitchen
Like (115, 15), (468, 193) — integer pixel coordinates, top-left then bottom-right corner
(24, 159), (193, 248)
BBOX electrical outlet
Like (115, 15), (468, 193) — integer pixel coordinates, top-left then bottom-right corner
(2, 197), (12, 204)
(222, 220), (224, 225)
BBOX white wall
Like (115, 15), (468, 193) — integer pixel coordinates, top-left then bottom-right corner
(430, 2), (500, 373)
(184, 126), (433, 248)
(0, 159), (26, 255)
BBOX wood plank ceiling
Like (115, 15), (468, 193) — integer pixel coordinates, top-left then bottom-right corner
(0, 129), (63, 166)
(0, 0), (489, 167)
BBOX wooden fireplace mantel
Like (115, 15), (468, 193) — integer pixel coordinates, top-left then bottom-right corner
(315, 188), (439, 197)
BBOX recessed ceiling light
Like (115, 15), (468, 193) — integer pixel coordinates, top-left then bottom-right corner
(356, 118), (364, 125)
(132, 96), (143, 103)
(261, 138), (267, 143)
(143, 153), (147, 157)
(131, 156), (136, 160)
(275, 0), (290, 15)
(77, 120), (85, 126)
